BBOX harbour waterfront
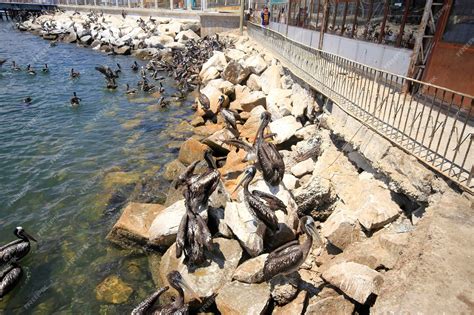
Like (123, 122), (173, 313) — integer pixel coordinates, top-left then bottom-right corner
(0, 20), (194, 313)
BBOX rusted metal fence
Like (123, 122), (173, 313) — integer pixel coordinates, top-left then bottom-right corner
(248, 22), (473, 192)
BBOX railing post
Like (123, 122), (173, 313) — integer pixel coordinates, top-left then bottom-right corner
(318, 0), (328, 50)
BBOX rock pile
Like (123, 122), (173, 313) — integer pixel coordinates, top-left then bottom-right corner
(101, 31), (421, 314)
(17, 11), (201, 57)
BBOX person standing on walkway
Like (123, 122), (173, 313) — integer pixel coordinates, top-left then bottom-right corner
(261, 6), (270, 27)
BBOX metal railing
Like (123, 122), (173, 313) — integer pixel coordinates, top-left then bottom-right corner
(248, 22), (473, 192)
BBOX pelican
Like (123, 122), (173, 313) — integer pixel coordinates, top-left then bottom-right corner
(26, 64), (36, 75)
(11, 61), (21, 71)
(106, 77), (117, 90)
(95, 64), (118, 79)
(0, 263), (22, 298)
(255, 111), (285, 186)
(23, 97), (32, 104)
(70, 68), (80, 78)
(115, 63), (122, 75)
(125, 83), (137, 95)
(142, 81), (155, 92)
(70, 92), (81, 107)
(132, 271), (200, 315)
(0, 58), (7, 67)
(263, 216), (318, 280)
(158, 97), (169, 108)
(0, 227), (37, 266)
(131, 61), (139, 71)
(158, 82), (165, 93)
(176, 188), (213, 265)
(233, 165), (287, 232)
(196, 83), (210, 110)
(217, 95), (241, 138)
(42, 63), (49, 73)
(175, 149), (220, 214)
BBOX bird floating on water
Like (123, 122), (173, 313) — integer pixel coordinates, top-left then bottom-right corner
(23, 97), (32, 104)
(70, 92), (81, 107)
(42, 63), (49, 73)
(125, 83), (137, 95)
(26, 64), (36, 75)
(0, 263), (23, 299)
(70, 68), (80, 78)
(132, 270), (201, 315)
(233, 165), (286, 232)
(0, 227), (37, 267)
(0, 58), (7, 67)
(263, 216), (319, 280)
(11, 61), (21, 71)
(131, 61), (139, 71)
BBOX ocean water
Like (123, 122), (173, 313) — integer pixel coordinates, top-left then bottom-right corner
(0, 21), (193, 313)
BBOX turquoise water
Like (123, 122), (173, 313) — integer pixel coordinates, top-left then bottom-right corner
(0, 21), (193, 313)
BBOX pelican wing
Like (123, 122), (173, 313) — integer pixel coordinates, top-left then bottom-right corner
(258, 142), (285, 186)
(0, 241), (29, 266)
(223, 139), (253, 152)
(131, 286), (169, 315)
(0, 265), (22, 298)
(263, 243), (303, 280)
(175, 212), (188, 259)
(251, 190), (287, 214)
(247, 195), (279, 231)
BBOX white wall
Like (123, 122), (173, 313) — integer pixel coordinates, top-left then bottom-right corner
(269, 22), (412, 77)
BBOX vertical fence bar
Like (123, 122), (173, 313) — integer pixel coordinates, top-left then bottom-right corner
(433, 93), (455, 168)
(448, 102), (472, 177)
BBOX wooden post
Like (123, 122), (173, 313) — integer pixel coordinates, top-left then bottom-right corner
(318, 0), (329, 49)
(396, 0), (411, 47)
(315, 0), (320, 30)
(341, 0), (348, 35)
(405, 0), (433, 83)
(331, 1), (337, 33)
(351, 0), (359, 38)
(378, 0), (389, 43)
(363, 0), (374, 39)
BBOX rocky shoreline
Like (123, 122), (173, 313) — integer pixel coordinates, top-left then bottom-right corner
(18, 11), (428, 314)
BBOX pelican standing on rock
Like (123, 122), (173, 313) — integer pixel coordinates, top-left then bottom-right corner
(0, 263), (22, 298)
(233, 165), (287, 232)
(217, 95), (241, 138)
(132, 271), (200, 315)
(255, 111), (285, 186)
(0, 227), (37, 266)
(263, 216), (319, 280)
(196, 83), (210, 110)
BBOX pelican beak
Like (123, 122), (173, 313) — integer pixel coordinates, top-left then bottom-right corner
(232, 171), (249, 194)
(178, 277), (202, 303)
(23, 231), (38, 242)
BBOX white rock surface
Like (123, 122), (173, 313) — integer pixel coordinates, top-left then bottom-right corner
(269, 115), (302, 144)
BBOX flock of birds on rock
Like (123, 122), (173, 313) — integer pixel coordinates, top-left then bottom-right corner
(133, 107), (318, 312)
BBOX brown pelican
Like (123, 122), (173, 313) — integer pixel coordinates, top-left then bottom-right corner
(132, 271), (200, 315)
(217, 95), (241, 138)
(0, 58), (7, 67)
(196, 83), (210, 110)
(0, 263), (22, 298)
(255, 111), (285, 186)
(23, 97), (32, 104)
(70, 92), (81, 107)
(233, 165), (287, 232)
(26, 64), (36, 75)
(131, 61), (139, 71)
(175, 150), (220, 265)
(41, 63), (49, 73)
(11, 61), (21, 71)
(95, 64), (118, 79)
(70, 68), (80, 78)
(263, 216), (318, 280)
(106, 77), (117, 90)
(176, 188), (213, 265)
(0, 227), (37, 266)
(125, 83), (137, 95)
